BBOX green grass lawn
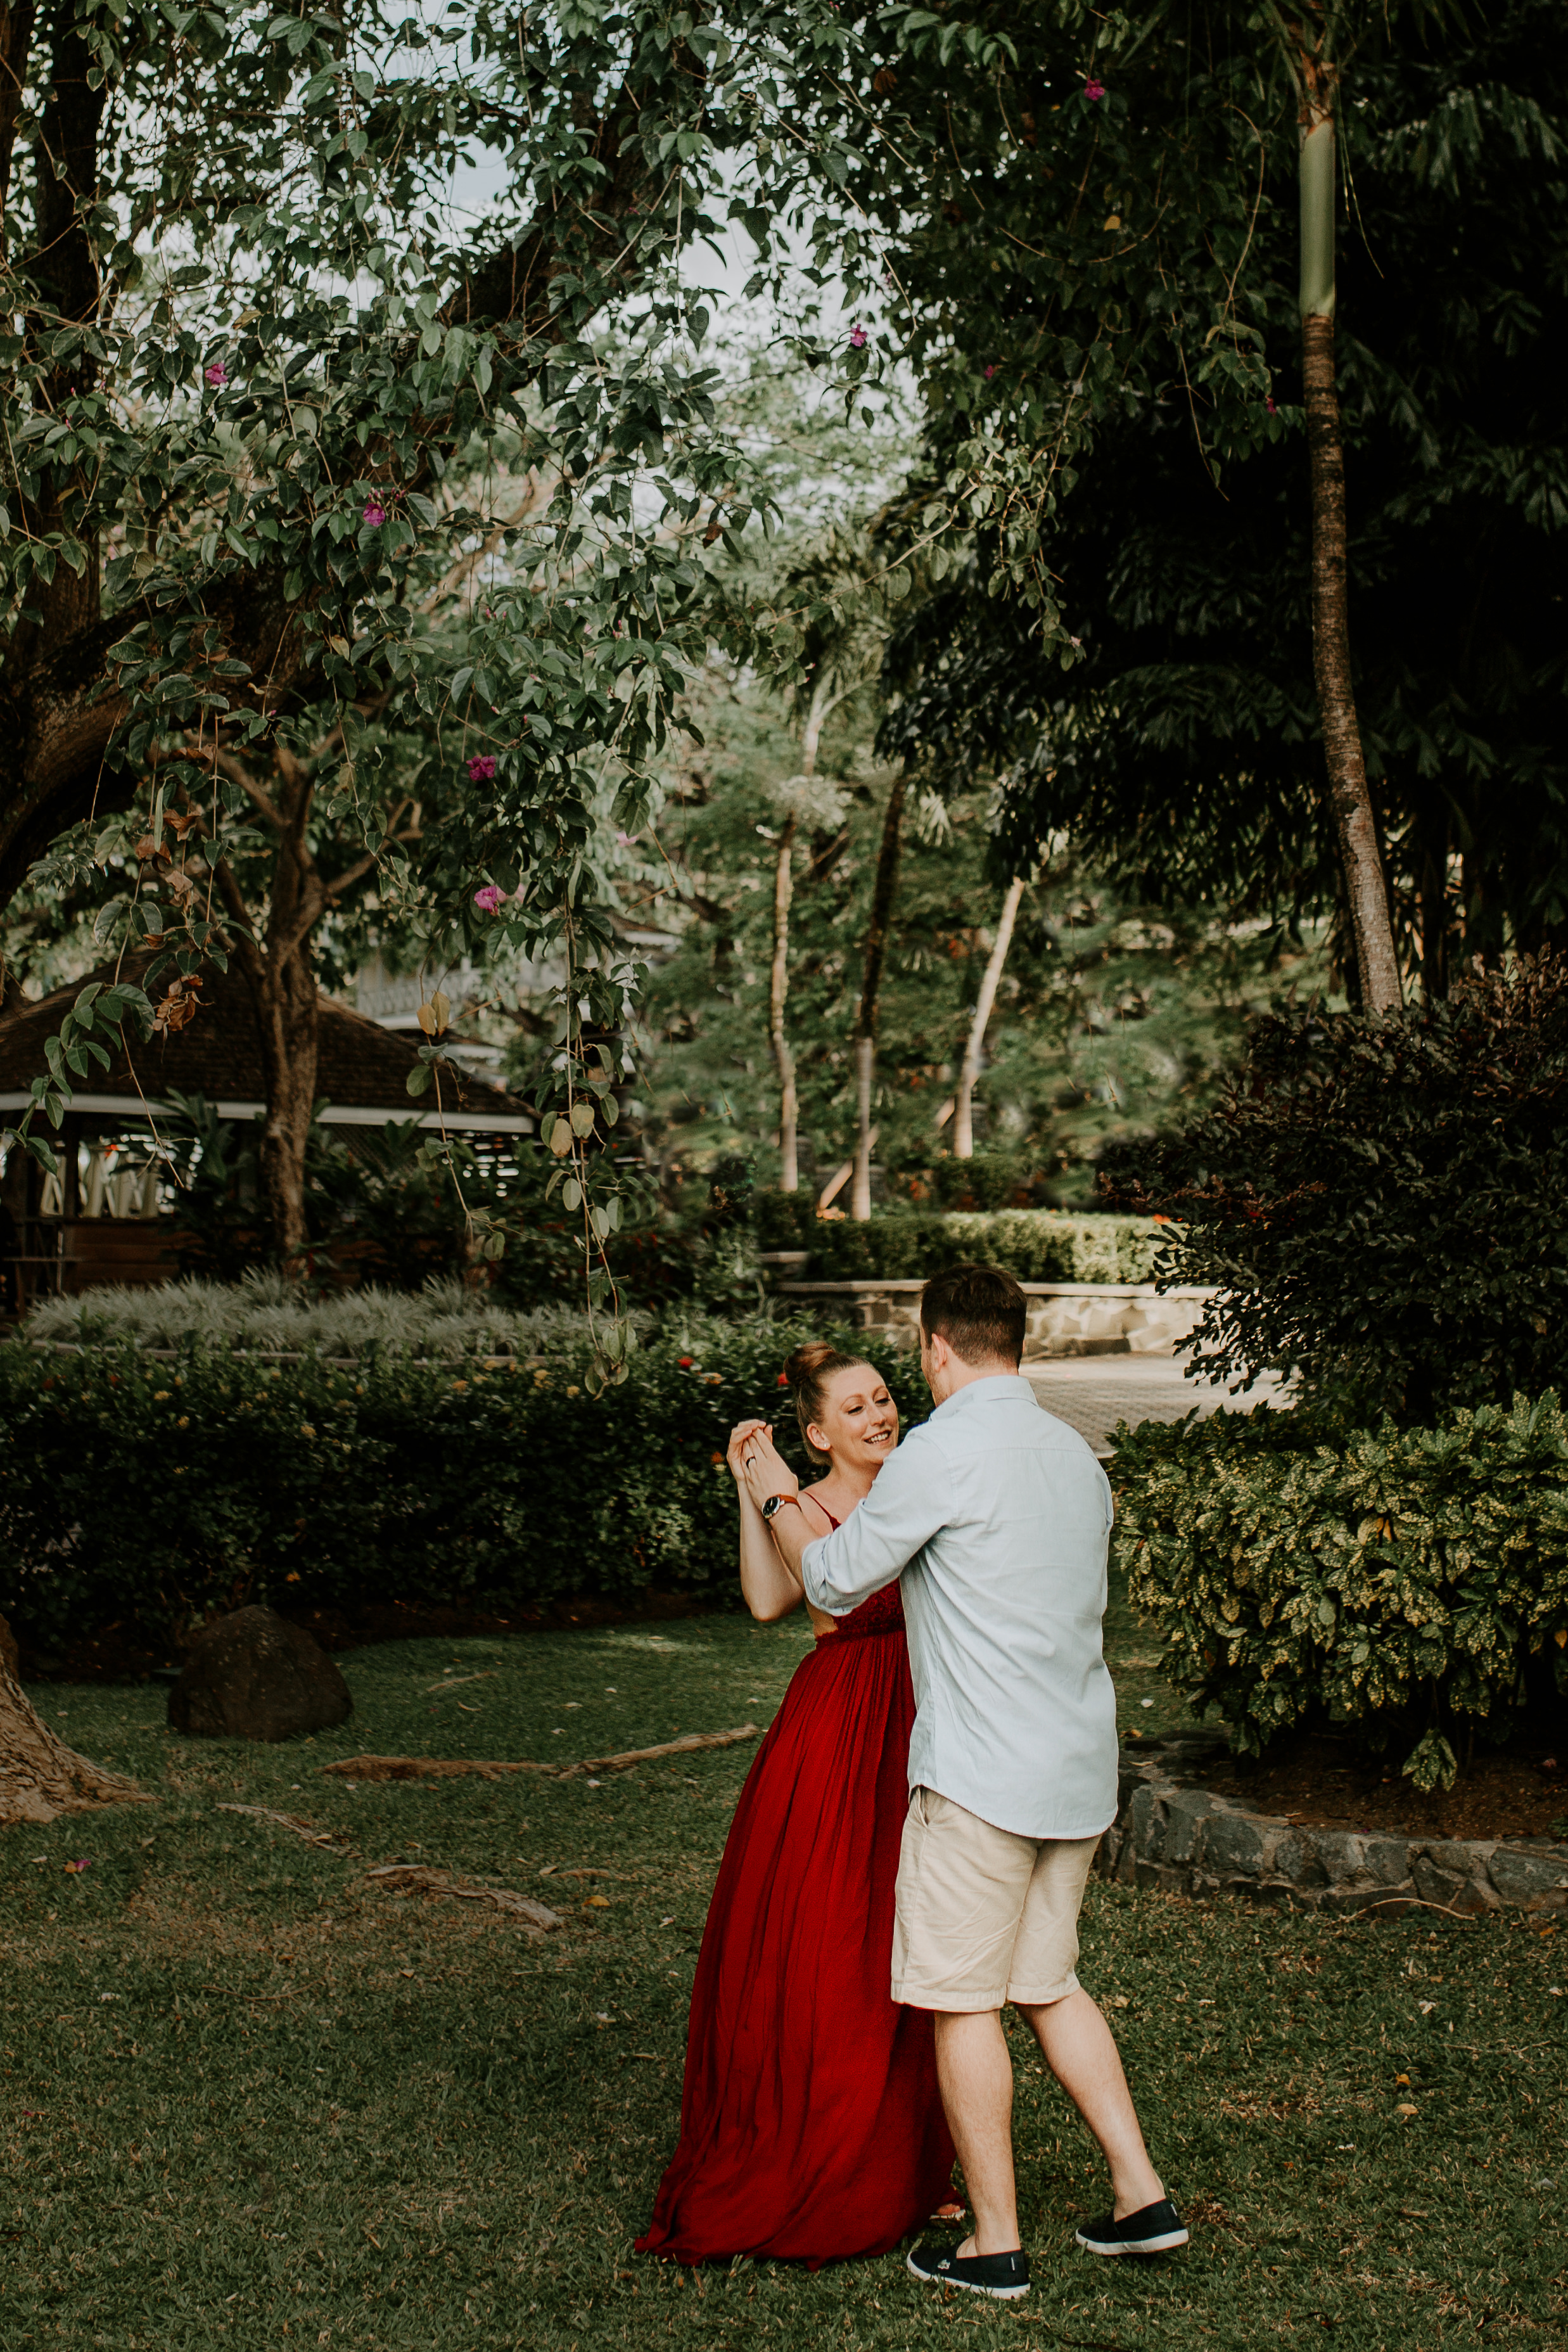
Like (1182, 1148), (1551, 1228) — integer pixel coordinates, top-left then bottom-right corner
(1, 1596), (1563, 2349)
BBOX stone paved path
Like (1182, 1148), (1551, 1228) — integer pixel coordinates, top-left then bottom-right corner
(1023, 1355), (1289, 1459)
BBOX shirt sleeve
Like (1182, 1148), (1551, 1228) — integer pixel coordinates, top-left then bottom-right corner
(800, 1427), (950, 1616)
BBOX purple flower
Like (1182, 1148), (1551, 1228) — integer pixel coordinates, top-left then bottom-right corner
(362, 501), (386, 528)
(849, 324), (867, 350)
(466, 753), (497, 783)
(1083, 78), (1106, 100)
(984, 364), (997, 380)
(473, 883), (505, 913)
(203, 361), (228, 387)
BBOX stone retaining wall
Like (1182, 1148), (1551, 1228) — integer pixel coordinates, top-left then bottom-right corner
(1098, 1732), (1568, 1917)
(767, 1274), (1214, 1359)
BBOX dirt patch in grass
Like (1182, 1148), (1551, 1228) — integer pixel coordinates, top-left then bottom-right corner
(1202, 1732), (1568, 1840)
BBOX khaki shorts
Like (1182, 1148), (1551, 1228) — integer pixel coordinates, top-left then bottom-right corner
(891, 1787), (1100, 2014)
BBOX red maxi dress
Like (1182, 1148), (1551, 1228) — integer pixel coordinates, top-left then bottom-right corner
(637, 1570), (955, 2265)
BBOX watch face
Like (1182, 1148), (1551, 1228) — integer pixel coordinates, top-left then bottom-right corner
(762, 1495), (779, 1521)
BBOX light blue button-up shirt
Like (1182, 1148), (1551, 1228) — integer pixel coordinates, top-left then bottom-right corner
(800, 1374), (1119, 1840)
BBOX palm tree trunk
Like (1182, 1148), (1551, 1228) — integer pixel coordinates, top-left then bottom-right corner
(769, 814), (800, 1190)
(1299, 96), (1401, 1014)
(770, 676), (839, 1193)
(953, 874), (1026, 1159)
(851, 771), (907, 1220)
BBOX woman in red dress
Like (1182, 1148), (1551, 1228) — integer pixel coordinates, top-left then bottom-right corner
(637, 1342), (956, 2266)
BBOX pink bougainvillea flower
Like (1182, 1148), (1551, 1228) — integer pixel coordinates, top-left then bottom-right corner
(984, 364), (997, 380)
(1083, 78), (1106, 100)
(362, 501), (387, 527)
(466, 753), (497, 783)
(1266, 396), (1278, 414)
(203, 361), (228, 387)
(64, 1859), (91, 1874)
(848, 324), (868, 350)
(472, 883), (505, 913)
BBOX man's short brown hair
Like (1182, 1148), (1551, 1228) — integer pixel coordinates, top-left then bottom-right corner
(919, 1263), (1027, 1367)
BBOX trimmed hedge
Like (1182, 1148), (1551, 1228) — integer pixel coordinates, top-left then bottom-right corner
(0, 1323), (931, 1646)
(758, 1200), (1168, 1286)
(1114, 1396), (1568, 1789)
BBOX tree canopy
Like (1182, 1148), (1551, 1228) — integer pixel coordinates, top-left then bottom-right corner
(862, 0), (1567, 995)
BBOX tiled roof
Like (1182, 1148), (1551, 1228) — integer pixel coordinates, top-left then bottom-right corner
(0, 956), (535, 1130)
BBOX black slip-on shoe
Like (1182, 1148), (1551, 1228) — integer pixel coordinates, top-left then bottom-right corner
(906, 2240), (1030, 2299)
(1075, 2198), (1189, 2256)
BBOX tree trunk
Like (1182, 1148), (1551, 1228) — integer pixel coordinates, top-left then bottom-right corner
(248, 942), (319, 1266)
(211, 748), (326, 1269)
(953, 874), (1026, 1160)
(0, 1632), (148, 1825)
(769, 815), (800, 1191)
(1299, 102), (1401, 1016)
(851, 771), (907, 1221)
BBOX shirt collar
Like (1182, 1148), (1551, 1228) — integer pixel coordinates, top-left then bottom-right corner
(931, 1373), (1034, 1421)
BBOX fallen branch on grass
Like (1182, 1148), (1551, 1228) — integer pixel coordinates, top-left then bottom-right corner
(215, 1803), (355, 1850)
(559, 1724), (762, 1778)
(322, 1755), (551, 1782)
(363, 1863), (564, 1932)
(214, 1805), (564, 1934)
(322, 1725), (762, 1786)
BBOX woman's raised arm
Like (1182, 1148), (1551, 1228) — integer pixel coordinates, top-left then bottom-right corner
(728, 1418), (809, 1623)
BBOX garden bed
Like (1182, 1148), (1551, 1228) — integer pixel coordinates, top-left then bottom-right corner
(1197, 1729), (1568, 1844)
(1104, 1732), (1568, 1917)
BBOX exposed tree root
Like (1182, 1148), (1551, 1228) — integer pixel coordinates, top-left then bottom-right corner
(1, 1652), (150, 1827)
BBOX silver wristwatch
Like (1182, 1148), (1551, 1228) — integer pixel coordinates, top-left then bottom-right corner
(761, 1493), (798, 1523)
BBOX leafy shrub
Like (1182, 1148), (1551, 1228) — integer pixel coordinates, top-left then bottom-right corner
(0, 1317), (931, 1647)
(1114, 1396), (1568, 1789)
(158, 1093), (492, 1289)
(755, 1194), (1166, 1285)
(1105, 957), (1568, 1417)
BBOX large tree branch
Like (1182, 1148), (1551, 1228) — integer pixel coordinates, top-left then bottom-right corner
(0, 564), (316, 903)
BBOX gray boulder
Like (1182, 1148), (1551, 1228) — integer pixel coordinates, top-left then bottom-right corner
(167, 1606), (352, 1742)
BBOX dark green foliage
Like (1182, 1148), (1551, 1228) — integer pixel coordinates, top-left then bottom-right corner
(876, 0), (1568, 985)
(0, 1326), (929, 1648)
(1114, 1396), (1568, 1789)
(1107, 960), (1568, 1418)
(143, 1095), (734, 1309)
(157, 1095), (483, 1291)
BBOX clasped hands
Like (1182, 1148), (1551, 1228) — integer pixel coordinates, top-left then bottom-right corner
(726, 1418), (800, 1518)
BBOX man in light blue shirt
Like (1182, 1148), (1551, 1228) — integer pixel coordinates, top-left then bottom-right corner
(744, 1265), (1185, 2298)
